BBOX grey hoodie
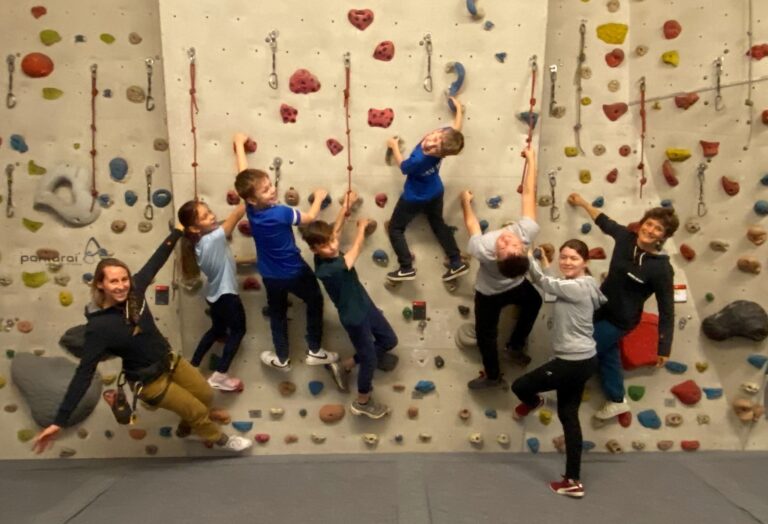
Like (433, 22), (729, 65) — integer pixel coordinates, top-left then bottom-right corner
(528, 256), (607, 361)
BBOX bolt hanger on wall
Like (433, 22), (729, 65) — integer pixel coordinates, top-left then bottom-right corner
(696, 162), (708, 217)
(420, 33), (433, 92)
(548, 169), (559, 222)
(145, 58), (155, 111)
(713, 56), (725, 111)
(144, 166), (154, 220)
(5, 164), (15, 218)
(6, 55), (16, 109)
(573, 21), (587, 155)
(266, 30), (279, 89)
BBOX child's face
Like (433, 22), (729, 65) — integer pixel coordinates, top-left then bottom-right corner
(421, 130), (445, 156)
(253, 177), (278, 207)
(195, 203), (218, 234)
(313, 234), (340, 258)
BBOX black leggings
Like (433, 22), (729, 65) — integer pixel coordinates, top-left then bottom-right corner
(511, 356), (597, 480)
(190, 294), (246, 373)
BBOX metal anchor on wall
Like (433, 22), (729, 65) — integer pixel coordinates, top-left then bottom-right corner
(419, 33), (433, 92)
(145, 58), (155, 111)
(6, 54), (16, 109)
(266, 30), (279, 89)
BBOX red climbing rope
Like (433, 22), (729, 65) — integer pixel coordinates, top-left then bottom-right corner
(518, 56), (538, 194)
(343, 52), (353, 216)
(638, 77), (647, 198)
(89, 64), (98, 211)
(188, 48), (200, 201)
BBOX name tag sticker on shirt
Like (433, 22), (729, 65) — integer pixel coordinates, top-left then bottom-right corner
(673, 284), (687, 303)
(154, 285), (169, 306)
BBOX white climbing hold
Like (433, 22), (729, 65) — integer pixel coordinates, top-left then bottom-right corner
(33, 165), (100, 226)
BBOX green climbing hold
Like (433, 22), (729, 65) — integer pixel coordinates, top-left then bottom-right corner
(627, 385), (645, 401)
(28, 160), (47, 175)
(40, 29), (62, 46)
(6, 349), (15, 359)
(18, 429), (35, 443)
(22, 271), (49, 288)
(42, 87), (63, 100)
(22, 218), (44, 232)
(705, 292), (715, 303)
(402, 307), (413, 320)
(100, 33), (116, 44)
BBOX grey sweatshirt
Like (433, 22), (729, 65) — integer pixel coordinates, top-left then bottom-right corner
(528, 256), (607, 361)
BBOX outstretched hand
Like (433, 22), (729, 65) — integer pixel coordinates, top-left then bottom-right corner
(32, 425), (61, 454)
(567, 193), (586, 207)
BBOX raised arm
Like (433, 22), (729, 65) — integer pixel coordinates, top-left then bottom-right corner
(233, 132), (249, 174)
(450, 96), (463, 131)
(520, 148), (538, 220)
(221, 203), (246, 238)
(387, 136), (404, 168)
(332, 191), (358, 236)
(460, 190), (481, 236)
(299, 188), (328, 225)
(567, 192), (601, 221)
(343, 218), (370, 270)
(133, 229), (183, 293)
(528, 254), (586, 302)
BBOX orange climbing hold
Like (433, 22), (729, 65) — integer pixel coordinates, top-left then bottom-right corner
(747, 43), (768, 60)
(721, 176), (740, 196)
(21, 52), (54, 78)
(662, 160), (679, 187)
(700, 140), (719, 158)
(619, 312), (659, 369)
(605, 49), (625, 68)
(588, 247), (606, 260)
(606, 168), (618, 184)
(31, 6), (47, 18)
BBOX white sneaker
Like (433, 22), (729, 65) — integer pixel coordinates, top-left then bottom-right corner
(595, 398), (631, 420)
(207, 372), (243, 392)
(305, 348), (339, 366)
(260, 351), (292, 372)
(218, 435), (253, 452)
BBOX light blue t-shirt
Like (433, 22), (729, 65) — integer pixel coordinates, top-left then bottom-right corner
(400, 143), (444, 202)
(245, 203), (305, 279)
(195, 226), (238, 303)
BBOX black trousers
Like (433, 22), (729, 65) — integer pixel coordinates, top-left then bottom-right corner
(474, 279), (543, 379)
(190, 293), (246, 373)
(511, 356), (598, 480)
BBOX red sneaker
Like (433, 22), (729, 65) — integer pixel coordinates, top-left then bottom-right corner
(549, 477), (585, 498)
(513, 395), (544, 420)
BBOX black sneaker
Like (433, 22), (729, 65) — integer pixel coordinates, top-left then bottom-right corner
(442, 262), (470, 281)
(467, 373), (509, 390)
(386, 267), (416, 281)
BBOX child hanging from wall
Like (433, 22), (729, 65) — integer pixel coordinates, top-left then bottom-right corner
(302, 191), (399, 419)
(384, 96), (469, 282)
(232, 132), (340, 375)
(511, 240), (606, 499)
(178, 199), (246, 391)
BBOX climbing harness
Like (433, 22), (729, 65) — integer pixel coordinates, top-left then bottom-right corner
(637, 77), (648, 198)
(419, 33), (433, 92)
(6, 55), (16, 109)
(144, 166), (154, 220)
(266, 30), (279, 89)
(188, 48), (200, 200)
(573, 21), (587, 155)
(270, 157), (282, 197)
(744, 0), (755, 151)
(696, 162), (708, 217)
(713, 57), (725, 111)
(548, 64), (559, 117)
(83, 237), (112, 265)
(519, 55), (538, 192)
(89, 64), (99, 212)
(145, 58), (155, 111)
(342, 52), (353, 215)
(548, 170), (560, 222)
(5, 164), (14, 218)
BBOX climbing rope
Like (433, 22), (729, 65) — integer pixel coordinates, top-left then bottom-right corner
(145, 58), (155, 111)
(343, 52), (353, 216)
(744, 0), (755, 151)
(518, 55), (538, 194)
(188, 48), (199, 200)
(5, 164), (14, 218)
(89, 64), (99, 212)
(638, 77), (648, 198)
(6, 55), (16, 109)
(573, 21), (587, 155)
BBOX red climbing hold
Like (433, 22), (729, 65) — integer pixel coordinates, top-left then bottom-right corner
(747, 43), (768, 60)
(619, 312), (658, 369)
(603, 103), (628, 121)
(662, 160), (679, 187)
(674, 92), (699, 110)
(762, 109), (768, 125)
(671, 380), (702, 405)
(280, 103), (298, 123)
(244, 138), (257, 153)
(618, 411), (632, 428)
(605, 48), (625, 68)
(375, 193), (388, 208)
(254, 433), (270, 443)
(31, 6), (47, 18)
(606, 168), (618, 184)
(663, 20), (682, 39)
(368, 108), (394, 128)
(680, 243), (696, 261)
(588, 247), (606, 260)
(681, 440), (700, 451)
(21, 52), (54, 78)
(226, 190), (240, 205)
(237, 220), (251, 236)
(289, 69), (320, 94)
(243, 277), (261, 291)
(348, 9), (374, 30)
(721, 176), (740, 196)
(699, 140), (719, 158)
(619, 145), (631, 157)
(326, 138), (343, 156)
(373, 41), (395, 61)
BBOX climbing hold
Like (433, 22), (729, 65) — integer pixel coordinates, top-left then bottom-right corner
(479, 219), (489, 232)
(100, 33), (116, 44)
(494, 52), (507, 63)
(606, 168), (618, 184)
(11, 134), (29, 153)
(18, 429), (35, 443)
(40, 29), (61, 46)
(679, 244), (695, 261)
(741, 382), (761, 395)
(4, 404), (16, 412)
(31, 6), (47, 18)
(605, 439), (623, 454)
(619, 145), (632, 157)
(720, 176), (740, 196)
(484, 408), (497, 419)
(581, 223), (592, 234)
(372, 193), (388, 209)
(483, 21), (494, 30)
(152, 189), (172, 208)
(637, 409), (662, 429)
(596, 23), (628, 44)
(418, 433), (432, 443)
(270, 408), (285, 418)
(763, 110), (768, 125)
(104, 430), (114, 439)
(368, 108), (394, 128)
(581, 440), (596, 452)
(665, 361), (688, 374)
(539, 408), (553, 425)
(458, 408), (471, 421)
(661, 51), (680, 67)
(627, 385), (645, 401)
(280, 103), (298, 123)
(592, 196), (604, 208)
(579, 170), (592, 184)
(593, 144), (606, 156)
(326, 138), (343, 156)
(663, 20), (682, 39)
(496, 433), (510, 447)
(631, 441), (646, 451)
(607, 80), (621, 93)
(526, 437), (540, 454)
(754, 200), (768, 216)
(22, 218), (44, 233)
(41, 87), (64, 101)
(581, 97), (592, 106)
(299, 409), (307, 418)
(709, 240), (729, 252)
(21, 53), (54, 78)
(517, 112), (538, 129)
(666, 148), (691, 162)
(59, 291), (73, 307)
(362, 433), (379, 446)
(674, 92), (699, 110)
(129, 428), (147, 440)
(226, 190), (241, 206)
(537, 195), (553, 207)
(588, 247), (606, 260)
(415, 380), (435, 394)
(680, 440), (700, 452)
(242, 277), (261, 291)
(684, 218), (700, 234)
(703, 301), (767, 341)
(98, 194), (114, 208)
(747, 43), (768, 60)
(255, 433), (270, 443)
(232, 421), (253, 432)
(348, 9), (374, 30)
(657, 440), (674, 451)
(635, 45), (649, 57)
(748, 354), (768, 369)
(487, 196), (503, 209)
(138, 221), (152, 233)
(747, 225), (767, 246)
(434, 355), (445, 369)
(74, 35), (86, 43)
(278, 381), (296, 396)
(27, 160), (46, 175)
(564, 146), (578, 157)
(102, 89), (112, 98)
(618, 411), (632, 428)
(0, 377), (5, 389)
(153, 138), (169, 151)
(702, 387), (722, 400)
(373, 41), (395, 61)
(737, 256), (762, 275)
(128, 32), (143, 45)
(466, 0), (484, 19)
(123, 191), (138, 207)
(22, 271), (49, 288)
(372, 249), (389, 266)
(109, 157), (128, 182)
(289, 69), (321, 94)
(34, 164), (102, 225)
(319, 404), (345, 423)
(605, 48), (625, 68)
(308, 381), (324, 396)
(671, 380), (701, 405)
(393, 384), (406, 392)
(468, 433), (483, 447)
(458, 305), (470, 317)
(704, 292), (715, 303)
(311, 433), (326, 444)
(126, 86), (146, 103)
(698, 141), (720, 160)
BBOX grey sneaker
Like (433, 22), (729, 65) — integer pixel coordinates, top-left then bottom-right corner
(350, 398), (390, 419)
(325, 362), (349, 392)
(467, 374), (509, 390)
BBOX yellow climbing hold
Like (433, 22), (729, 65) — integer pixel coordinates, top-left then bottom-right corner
(22, 218), (44, 232)
(100, 33), (116, 44)
(42, 87), (63, 100)
(597, 23), (628, 44)
(18, 429), (35, 443)
(0, 375), (5, 389)
(59, 290), (73, 307)
(23, 271), (49, 288)
(579, 170), (592, 183)
(581, 97), (592, 106)
(662, 50), (680, 67)
(565, 146), (579, 157)
(666, 148), (691, 161)
(40, 29), (62, 46)
(539, 408), (554, 425)
(28, 160), (47, 175)
(73, 143), (81, 150)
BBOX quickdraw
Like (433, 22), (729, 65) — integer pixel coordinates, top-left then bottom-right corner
(548, 64), (559, 117)
(342, 52), (353, 215)
(188, 48), (200, 200)
(144, 166), (154, 220)
(270, 157), (283, 197)
(6, 55), (16, 109)
(419, 33), (433, 92)
(696, 162), (708, 217)
(145, 58), (155, 111)
(548, 170), (560, 222)
(713, 56), (725, 111)
(5, 164), (14, 218)
(573, 21), (587, 155)
(89, 64), (99, 212)
(638, 77), (648, 198)
(744, 0), (754, 151)
(266, 30), (279, 89)
(519, 55), (538, 193)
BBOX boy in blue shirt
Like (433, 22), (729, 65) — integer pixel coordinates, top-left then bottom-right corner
(233, 132), (338, 373)
(385, 96), (469, 282)
(302, 192), (399, 419)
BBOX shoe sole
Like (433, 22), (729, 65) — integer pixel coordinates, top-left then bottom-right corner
(350, 405), (390, 419)
(551, 488), (585, 498)
(594, 407), (631, 420)
(208, 382), (244, 393)
(306, 355), (339, 366)
(386, 276), (416, 282)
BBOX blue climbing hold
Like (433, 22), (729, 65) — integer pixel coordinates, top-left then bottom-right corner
(308, 381), (324, 396)
(10, 134), (28, 153)
(517, 111), (539, 129)
(581, 223), (592, 234)
(484, 408), (497, 419)
(158, 426), (173, 438)
(747, 354), (768, 370)
(320, 195), (332, 209)
(97, 194), (113, 208)
(581, 440), (596, 452)
(414, 380), (436, 394)
(637, 409), (662, 429)
(103, 89), (112, 98)
(702, 387), (723, 400)
(446, 62), (466, 113)
(232, 421), (253, 432)
(761, 174), (768, 186)
(484, 20), (494, 30)
(495, 52), (507, 63)
(479, 219), (489, 233)
(152, 189), (172, 208)
(124, 190), (138, 207)
(592, 196), (605, 208)
(465, 0), (484, 19)
(660, 199), (673, 208)
(665, 361), (688, 374)
(372, 249), (389, 266)
(526, 437), (540, 453)
(754, 200), (768, 216)
(82, 272), (94, 284)
(486, 196), (502, 209)
(109, 157), (128, 182)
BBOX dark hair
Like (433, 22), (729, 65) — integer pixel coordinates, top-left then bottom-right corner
(234, 169), (269, 200)
(497, 254), (530, 278)
(639, 207), (679, 239)
(301, 220), (334, 249)
(177, 200), (202, 281)
(559, 239), (591, 275)
(440, 128), (464, 156)
(91, 258), (143, 326)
